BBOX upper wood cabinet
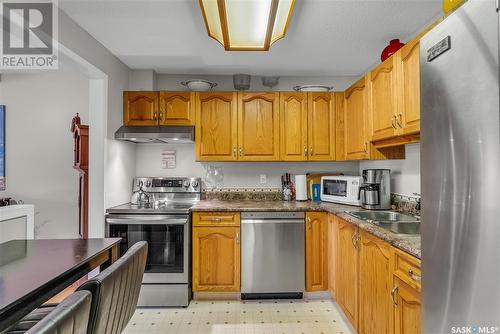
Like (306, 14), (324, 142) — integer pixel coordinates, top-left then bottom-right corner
(159, 92), (195, 125)
(279, 92), (335, 161)
(279, 92), (308, 161)
(192, 226), (240, 292)
(344, 76), (369, 160)
(305, 212), (328, 292)
(195, 92), (238, 161)
(308, 92), (335, 160)
(334, 92), (346, 161)
(335, 216), (359, 329)
(369, 55), (400, 142)
(399, 39), (421, 136)
(359, 230), (394, 334)
(238, 92), (280, 161)
(124, 91), (159, 126)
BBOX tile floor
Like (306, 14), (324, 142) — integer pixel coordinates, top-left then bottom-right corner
(124, 298), (355, 334)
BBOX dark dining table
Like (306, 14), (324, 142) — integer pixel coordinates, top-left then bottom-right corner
(0, 238), (121, 332)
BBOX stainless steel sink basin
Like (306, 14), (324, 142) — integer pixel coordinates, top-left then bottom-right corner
(346, 211), (419, 223)
(373, 221), (421, 235)
(345, 211), (421, 235)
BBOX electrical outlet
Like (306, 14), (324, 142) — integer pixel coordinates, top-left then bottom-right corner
(260, 174), (267, 184)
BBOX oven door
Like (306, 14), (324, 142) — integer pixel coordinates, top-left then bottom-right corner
(106, 214), (189, 284)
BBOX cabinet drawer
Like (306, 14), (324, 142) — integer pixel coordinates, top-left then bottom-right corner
(393, 248), (421, 291)
(193, 212), (240, 227)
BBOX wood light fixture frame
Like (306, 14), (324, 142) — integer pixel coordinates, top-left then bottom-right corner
(199, 0), (296, 51)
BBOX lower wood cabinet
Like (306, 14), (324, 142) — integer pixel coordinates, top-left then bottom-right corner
(330, 217), (422, 334)
(335, 216), (359, 329)
(192, 212), (240, 292)
(359, 230), (394, 334)
(327, 213), (337, 298)
(305, 212), (328, 291)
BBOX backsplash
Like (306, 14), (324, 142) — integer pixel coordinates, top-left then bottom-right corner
(391, 193), (421, 216)
(203, 187), (421, 216)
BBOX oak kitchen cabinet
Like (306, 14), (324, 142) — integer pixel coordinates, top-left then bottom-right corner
(330, 216), (422, 334)
(192, 212), (241, 292)
(368, 37), (421, 148)
(195, 92), (238, 161)
(159, 92), (195, 125)
(327, 213), (337, 298)
(344, 76), (370, 160)
(368, 55), (400, 143)
(123, 91), (159, 126)
(238, 92), (280, 161)
(393, 248), (422, 334)
(279, 92), (335, 161)
(359, 230), (394, 334)
(305, 212), (328, 292)
(124, 91), (195, 126)
(335, 216), (359, 329)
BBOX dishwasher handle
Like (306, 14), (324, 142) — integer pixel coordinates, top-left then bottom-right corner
(241, 219), (304, 224)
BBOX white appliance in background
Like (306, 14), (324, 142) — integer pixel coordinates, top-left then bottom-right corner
(294, 174), (307, 201)
(320, 175), (363, 206)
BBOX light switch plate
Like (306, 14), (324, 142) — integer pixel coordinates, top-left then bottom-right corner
(260, 174), (267, 184)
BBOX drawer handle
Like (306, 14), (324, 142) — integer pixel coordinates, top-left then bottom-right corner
(210, 217), (222, 222)
(408, 269), (421, 281)
(391, 286), (399, 306)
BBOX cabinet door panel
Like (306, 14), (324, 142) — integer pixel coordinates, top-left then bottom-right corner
(335, 217), (358, 329)
(394, 277), (421, 334)
(369, 57), (399, 142)
(306, 212), (328, 291)
(124, 91), (159, 126)
(400, 39), (421, 135)
(159, 92), (194, 125)
(335, 92), (346, 161)
(359, 231), (394, 334)
(192, 227), (240, 292)
(238, 92), (280, 161)
(280, 92), (308, 161)
(308, 93), (335, 160)
(327, 214), (337, 298)
(196, 92), (238, 161)
(345, 77), (369, 160)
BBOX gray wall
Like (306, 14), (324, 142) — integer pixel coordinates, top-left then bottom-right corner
(0, 67), (89, 238)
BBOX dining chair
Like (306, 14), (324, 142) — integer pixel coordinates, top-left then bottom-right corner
(5, 290), (92, 334)
(77, 241), (148, 334)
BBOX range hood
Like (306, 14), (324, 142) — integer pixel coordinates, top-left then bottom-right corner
(114, 126), (195, 144)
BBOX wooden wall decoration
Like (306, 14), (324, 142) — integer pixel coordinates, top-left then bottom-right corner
(71, 113), (89, 239)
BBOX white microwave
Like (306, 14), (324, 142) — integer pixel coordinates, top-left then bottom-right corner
(320, 176), (363, 206)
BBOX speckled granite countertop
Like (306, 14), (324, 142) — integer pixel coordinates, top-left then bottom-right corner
(191, 200), (421, 259)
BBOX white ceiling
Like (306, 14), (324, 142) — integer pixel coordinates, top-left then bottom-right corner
(59, 0), (442, 76)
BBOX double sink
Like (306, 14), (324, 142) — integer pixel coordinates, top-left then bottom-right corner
(345, 211), (420, 236)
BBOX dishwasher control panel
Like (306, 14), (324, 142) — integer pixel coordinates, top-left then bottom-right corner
(241, 211), (305, 220)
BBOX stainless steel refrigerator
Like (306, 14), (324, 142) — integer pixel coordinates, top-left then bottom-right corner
(420, 0), (500, 333)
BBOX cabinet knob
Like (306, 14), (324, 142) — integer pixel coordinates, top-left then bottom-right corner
(239, 148), (244, 156)
(309, 147), (313, 156)
(408, 269), (421, 281)
(233, 147), (237, 158)
(304, 146), (308, 157)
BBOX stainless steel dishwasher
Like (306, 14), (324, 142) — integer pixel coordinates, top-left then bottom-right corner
(241, 211), (305, 299)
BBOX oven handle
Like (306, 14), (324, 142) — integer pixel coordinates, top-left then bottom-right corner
(106, 215), (188, 225)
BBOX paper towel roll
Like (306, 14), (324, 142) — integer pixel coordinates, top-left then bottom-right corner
(295, 174), (307, 201)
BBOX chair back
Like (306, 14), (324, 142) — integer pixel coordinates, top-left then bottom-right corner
(78, 241), (148, 334)
(26, 290), (92, 334)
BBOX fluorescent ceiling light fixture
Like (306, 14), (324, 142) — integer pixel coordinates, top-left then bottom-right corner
(199, 0), (296, 51)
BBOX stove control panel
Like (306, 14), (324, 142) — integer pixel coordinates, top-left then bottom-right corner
(133, 177), (202, 193)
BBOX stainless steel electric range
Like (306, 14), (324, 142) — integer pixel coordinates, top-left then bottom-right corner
(105, 177), (201, 307)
